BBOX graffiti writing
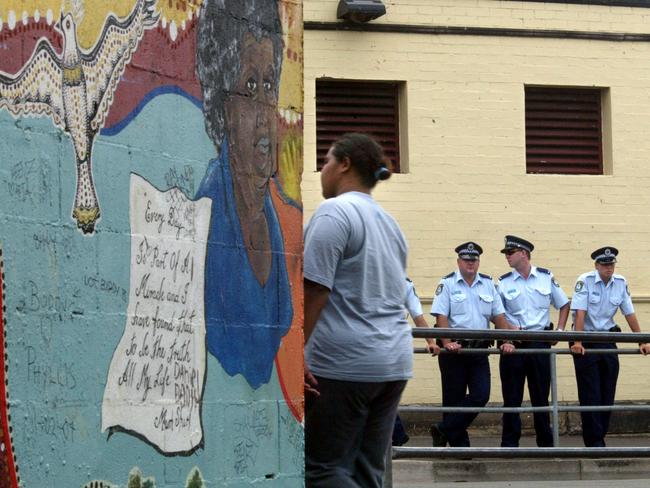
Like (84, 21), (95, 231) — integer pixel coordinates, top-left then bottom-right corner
(164, 165), (195, 197)
(32, 228), (73, 258)
(26, 345), (77, 391)
(6, 159), (52, 206)
(83, 274), (128, 303)
(22, 402), (76, 447)
(229, 405), (274, 476)
(16, 280), (83, 317)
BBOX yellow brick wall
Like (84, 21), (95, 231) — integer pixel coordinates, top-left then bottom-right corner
(303, 0), (650, 405)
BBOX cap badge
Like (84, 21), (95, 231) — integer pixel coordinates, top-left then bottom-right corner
(605, 248), (611, 256)
(468, 243), (474, 251)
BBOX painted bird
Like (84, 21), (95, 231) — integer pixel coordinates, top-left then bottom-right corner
(0, 0), (159, 234)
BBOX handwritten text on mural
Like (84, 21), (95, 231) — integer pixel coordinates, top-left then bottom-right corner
(101, 174), (211, 453)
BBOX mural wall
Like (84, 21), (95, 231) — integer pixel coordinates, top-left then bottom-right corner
(0, 0), (304, 486)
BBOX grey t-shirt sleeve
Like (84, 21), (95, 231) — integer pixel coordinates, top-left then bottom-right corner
(304, 213), (350, 290)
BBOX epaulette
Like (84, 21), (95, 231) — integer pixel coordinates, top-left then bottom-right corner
(406, 277), (412, 282)
(443, 272), (455, 279)
(479, 273), (492, 280)
(500, 271), (512, 280)
(613, 274), (626, 281)
(537, 267), (551, 275)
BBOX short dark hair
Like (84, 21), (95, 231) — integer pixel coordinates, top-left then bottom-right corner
(330, 133), (392, 188)
(196, 0), (283, 149)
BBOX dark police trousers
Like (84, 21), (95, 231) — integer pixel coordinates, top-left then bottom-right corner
(572, 342), (619, 447)
(438, 352), (490, 447)
(500, 341), (553, 447)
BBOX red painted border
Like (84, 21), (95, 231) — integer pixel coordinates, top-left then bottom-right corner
(0, 248), (18, 488)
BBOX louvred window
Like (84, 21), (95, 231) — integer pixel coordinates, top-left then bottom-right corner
(526, 87), (603, 175)
(316, 80), (400, 172)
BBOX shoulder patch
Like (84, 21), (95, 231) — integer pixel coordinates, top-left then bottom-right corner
(435, 283), (444, 296)
(500, 271), (513, 280)
(552, 277), (560, 288)
(575, 280), (585, 293)
(626, 284), (631, 296)
(479, 273), (492, 280)
(537, 267), (550, 275)
(412, 285), (420, 298)
(444, 272), (455, 279)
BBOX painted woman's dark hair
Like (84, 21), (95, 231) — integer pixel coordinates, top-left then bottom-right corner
(197, 0), (283, 150)
(330, 133), (392, 188)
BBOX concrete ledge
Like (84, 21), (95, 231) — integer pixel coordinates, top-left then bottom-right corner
(393, 458), (650, 483)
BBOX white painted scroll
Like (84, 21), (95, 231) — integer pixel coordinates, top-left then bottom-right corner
(101, 174), (211, 453)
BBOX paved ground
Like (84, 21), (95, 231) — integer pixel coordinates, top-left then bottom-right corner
(391, 434), (650, 486)
(398, 480), (650, 488)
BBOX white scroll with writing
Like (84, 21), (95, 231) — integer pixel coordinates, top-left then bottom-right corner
(101, 174), (212, 453)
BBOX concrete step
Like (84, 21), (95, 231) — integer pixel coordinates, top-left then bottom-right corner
(392, 435), (650, 484)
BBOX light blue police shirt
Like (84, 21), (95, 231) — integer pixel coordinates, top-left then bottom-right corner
(405, 279), (423, 318)
(570, 271), (634, 331)
(430, 270), (505, 329)
(498, 266), (569, 331)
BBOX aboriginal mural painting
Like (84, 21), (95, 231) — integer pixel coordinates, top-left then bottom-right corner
(0, 0), (303, 485)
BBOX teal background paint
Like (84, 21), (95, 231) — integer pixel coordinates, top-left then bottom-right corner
(0, 92), (304, 487)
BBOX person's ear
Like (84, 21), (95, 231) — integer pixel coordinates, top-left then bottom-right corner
(338, 156), (353, 173)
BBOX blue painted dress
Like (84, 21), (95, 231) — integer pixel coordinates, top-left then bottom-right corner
(195, 142), (292, 388)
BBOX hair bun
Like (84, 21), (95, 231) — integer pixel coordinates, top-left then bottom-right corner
(374, 166), (391, 181)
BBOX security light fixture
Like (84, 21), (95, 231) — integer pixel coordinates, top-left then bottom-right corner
(337, 0), (386, 23)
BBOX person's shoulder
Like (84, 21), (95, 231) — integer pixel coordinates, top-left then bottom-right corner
(499, 271), (513, 281)
(574, 271), (595, 292)
(578, 270), (595, 281)
(613, 273), (627, 282)
(443, 271), (455, 280)
(536, 267), (551, 275)
(479, 272), (492, 280)
(313, 195), (356, 218)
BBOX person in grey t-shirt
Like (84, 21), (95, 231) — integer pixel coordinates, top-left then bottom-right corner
(304, 133), (411, 488)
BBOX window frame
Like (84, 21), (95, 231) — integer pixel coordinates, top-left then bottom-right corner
(315, 79), (402, 172)
(525, 86), (605, 175)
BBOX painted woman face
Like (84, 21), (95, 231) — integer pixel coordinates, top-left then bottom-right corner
(225, 33), (277, 203)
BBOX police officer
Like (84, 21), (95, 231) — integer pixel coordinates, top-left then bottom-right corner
(429, 242), (515, 447)
(393, 278), (440, 446)
(571, 246), (650, 447)
(498, 235), (570, 447)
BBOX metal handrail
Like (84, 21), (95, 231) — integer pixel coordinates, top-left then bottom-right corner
(385, 329), (650, 487)
(411, 328), (650, 343)
(414, 347), (642, 354)
(393, 446), (650, 459)
(401, 404), (650, 413)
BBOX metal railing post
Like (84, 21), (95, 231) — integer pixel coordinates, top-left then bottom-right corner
(549, 350), (560, 447)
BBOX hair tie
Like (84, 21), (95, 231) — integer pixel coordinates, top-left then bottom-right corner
(374, 166), (390, 181)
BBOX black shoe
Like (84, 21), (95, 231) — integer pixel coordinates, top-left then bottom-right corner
(392, 434), (410, 447)
(429, 424), (447, 447)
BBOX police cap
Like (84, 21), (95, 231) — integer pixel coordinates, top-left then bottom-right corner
(500, 235), (534, 254)
(591, 246), (618, 264)
(455, 241), (483, 261)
